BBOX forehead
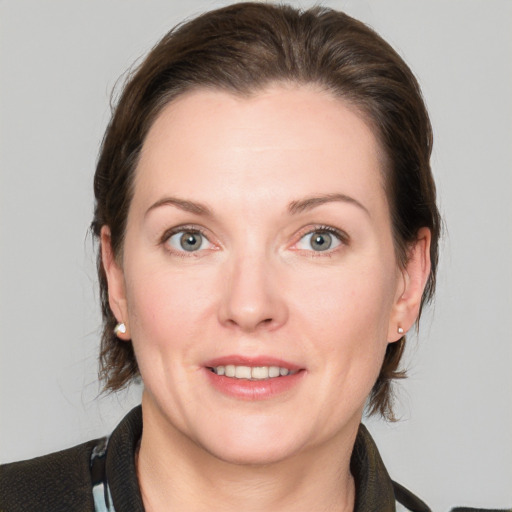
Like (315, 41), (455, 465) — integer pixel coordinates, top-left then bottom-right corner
(133, 84), (387, 214)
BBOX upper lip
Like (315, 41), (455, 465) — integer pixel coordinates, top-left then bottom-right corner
(204, 355), (302, 371)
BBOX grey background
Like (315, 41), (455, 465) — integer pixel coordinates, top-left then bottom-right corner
(1, 1), (511, 510)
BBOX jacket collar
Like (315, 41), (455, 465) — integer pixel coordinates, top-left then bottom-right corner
(351, 423), (396, 511)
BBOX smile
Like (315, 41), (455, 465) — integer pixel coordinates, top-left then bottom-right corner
(203, 356), (304, 399)
(208, 365), (298, 380)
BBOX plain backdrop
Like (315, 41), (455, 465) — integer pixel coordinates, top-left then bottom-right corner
(1, 1), (511, 510)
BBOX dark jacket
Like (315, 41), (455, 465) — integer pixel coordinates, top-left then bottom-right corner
(0, 406), (503, 512)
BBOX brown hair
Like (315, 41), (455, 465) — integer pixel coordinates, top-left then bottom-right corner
(91, 2), (441, 419)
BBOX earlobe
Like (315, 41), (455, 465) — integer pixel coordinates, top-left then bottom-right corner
(100, 226), (130, 340)
(388, 228), (432, 342)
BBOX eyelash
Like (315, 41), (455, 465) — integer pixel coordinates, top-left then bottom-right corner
(159, 224), (349, 257)
(294, 225), (349, 256)
(160, 225), (213, 257)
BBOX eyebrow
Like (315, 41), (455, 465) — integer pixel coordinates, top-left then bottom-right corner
(145, 192), (369, 218)
(288, 193), (370, 217)
(145, 197), (213, 217)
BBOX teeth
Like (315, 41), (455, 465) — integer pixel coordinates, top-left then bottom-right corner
(235, 366), (252, 379)
(268, 366), (280, 378)
(210, 365), (295, 380)
(251, 366), (268, 379)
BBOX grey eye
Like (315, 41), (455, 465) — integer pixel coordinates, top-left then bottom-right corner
(297, 230), (341, 252)
(168, 231), (210, 252)
(180, 232), (202, 251)
(310, 232), (332, 251)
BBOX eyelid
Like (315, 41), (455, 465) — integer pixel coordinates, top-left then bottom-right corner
(292, 225), (349, 253)
(160, 224), (205, 243)
(159, 223), (348, 255)
(160, 224), (217, 254)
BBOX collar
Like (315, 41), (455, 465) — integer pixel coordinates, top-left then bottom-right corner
(351, 423), (397, 511)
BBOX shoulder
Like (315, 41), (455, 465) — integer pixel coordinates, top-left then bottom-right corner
(391, 468), (511, 512)
(0, 439), (99, 512)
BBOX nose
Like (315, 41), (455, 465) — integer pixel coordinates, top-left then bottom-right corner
(217, 251), (288, 333)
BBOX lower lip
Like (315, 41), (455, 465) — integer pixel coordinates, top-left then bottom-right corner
(204, 368), (305, 400)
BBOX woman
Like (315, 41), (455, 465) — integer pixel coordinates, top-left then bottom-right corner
(1, 3), (507, 511)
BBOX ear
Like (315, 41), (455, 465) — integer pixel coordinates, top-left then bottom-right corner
(101, 226), (130, 341)
(387, 227), (432, 342)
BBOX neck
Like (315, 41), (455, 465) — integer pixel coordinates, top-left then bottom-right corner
(136, 395), (359, 512)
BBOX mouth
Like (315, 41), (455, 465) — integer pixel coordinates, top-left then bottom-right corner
(207, 365), (299, 380)
(203, 356), (305, 399)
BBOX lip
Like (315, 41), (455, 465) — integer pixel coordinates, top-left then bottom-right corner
(203, 355), (305, 400)
(204, 355), (302, 371)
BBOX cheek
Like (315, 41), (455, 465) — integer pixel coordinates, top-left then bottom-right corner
(293, 261), (396, 379)
(124, 264), (217, 353)
(295, 260), (396, 334)
(122, 267), (219, 398)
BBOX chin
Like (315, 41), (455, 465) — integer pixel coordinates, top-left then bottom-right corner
(193, 417), (308, 466)
(206, 439), (300, 467)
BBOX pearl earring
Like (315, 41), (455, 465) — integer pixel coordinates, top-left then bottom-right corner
(397, 326), (404, 335)
(114, 323), (127, 336)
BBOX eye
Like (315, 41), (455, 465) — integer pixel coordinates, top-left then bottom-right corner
(166, 229), (212, 252)
(296, 229), (343, 252)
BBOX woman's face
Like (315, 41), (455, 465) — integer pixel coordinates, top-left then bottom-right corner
(105, 85), (413, 464)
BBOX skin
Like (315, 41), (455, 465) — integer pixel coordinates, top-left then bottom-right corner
(102, 84), (431, 511)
